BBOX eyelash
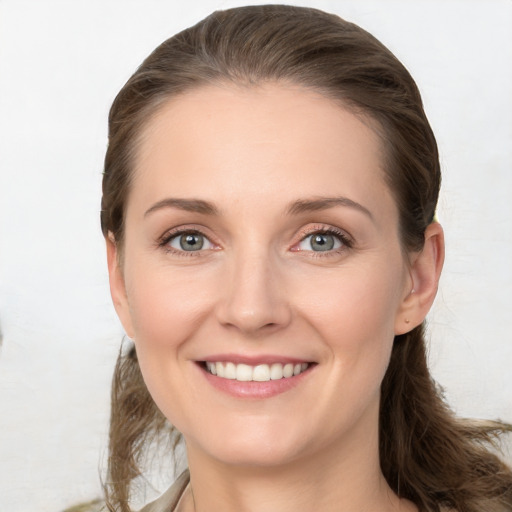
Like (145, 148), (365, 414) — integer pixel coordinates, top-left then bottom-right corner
(158, 226), (216, 257)
(293, 225), (353, 257)
(158, 224), (353, 257)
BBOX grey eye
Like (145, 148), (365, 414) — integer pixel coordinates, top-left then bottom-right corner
(169, 232), (212, 251)
(298, 232), (342, 252)
(310, 233), (335, 251)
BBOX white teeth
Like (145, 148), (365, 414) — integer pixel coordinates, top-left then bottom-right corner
(205, 362), (310, 381)
(270, 363), (283, 380)
(253, 364), (270, 381)
(236, 363), (253, 382)
(283, 363), (294, 378)
(216, 362), (225, 378)
(225, 362), (236, 380)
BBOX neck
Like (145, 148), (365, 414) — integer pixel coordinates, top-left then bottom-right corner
(182, 412), (415, 512)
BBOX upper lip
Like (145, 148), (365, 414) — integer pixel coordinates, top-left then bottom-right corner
(198, 354), (314, 365)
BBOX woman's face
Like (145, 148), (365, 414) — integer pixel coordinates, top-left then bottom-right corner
(109, 83), (415, 468)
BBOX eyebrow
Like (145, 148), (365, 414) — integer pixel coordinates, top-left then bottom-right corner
(144, 195), (373, 220)
(144, 198), (219, 217)
(286, 196), (373, 219)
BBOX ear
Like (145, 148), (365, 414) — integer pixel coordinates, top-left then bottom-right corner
(106, 234), (135, 339)
(395, 222), (445, 335)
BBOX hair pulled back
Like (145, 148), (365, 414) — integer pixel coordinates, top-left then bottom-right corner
(101, 5), (512, 511)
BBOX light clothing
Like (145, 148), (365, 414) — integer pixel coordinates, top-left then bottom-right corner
(138, 470), (190, 512)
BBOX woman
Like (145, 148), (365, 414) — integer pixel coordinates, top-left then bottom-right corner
(100, 5), (512, 512)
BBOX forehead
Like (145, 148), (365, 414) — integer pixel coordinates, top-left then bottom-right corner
(130, 82), (396, 223)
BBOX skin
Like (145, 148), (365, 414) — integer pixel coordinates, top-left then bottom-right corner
(107, 83), (444, 512)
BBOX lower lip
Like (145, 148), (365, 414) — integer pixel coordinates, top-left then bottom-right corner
(198, 364), (314, 399)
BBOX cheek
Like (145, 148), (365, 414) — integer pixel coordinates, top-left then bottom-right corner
(125, 261), (213, 340)
(300, 260), (402, 335)
(295, 259), (404, 377)
(122, 263), (219, 426)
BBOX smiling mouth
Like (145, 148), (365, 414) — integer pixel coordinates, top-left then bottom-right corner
(201, 361), (311, 382)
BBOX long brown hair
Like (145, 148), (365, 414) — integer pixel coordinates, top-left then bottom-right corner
(101, 5), (512, 511)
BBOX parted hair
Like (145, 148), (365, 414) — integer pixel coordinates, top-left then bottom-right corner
(100, 5), (512, 512)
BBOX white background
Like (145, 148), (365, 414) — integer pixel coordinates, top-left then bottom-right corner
(0, 1), (511, 510)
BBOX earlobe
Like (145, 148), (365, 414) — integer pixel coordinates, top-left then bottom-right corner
(106, 234), (135, 339)
(395, 222), (445, 335)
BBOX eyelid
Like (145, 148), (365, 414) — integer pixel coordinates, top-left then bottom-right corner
(168, 232), (215, 251)
(157, 223), (353, 256)
(158, 224), (220, 254)
(291, 224), (354, 253)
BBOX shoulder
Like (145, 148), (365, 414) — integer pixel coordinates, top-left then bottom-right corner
(138, 470), (191, 512)
(60, 471), (190, 512)
(62, 499), (104, 512)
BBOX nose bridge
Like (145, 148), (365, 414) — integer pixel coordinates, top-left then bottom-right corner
(217, 244), (290, 334)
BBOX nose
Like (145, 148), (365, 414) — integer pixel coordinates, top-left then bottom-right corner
(215, 252), (292, 336)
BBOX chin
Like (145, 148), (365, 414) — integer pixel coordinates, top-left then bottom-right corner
(211, 441), (303, 468)
(186, 421), (312, 469)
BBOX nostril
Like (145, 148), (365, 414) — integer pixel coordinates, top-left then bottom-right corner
(214, 270), (293, 334)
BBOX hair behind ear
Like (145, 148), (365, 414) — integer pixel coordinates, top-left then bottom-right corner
(380, 324), (512, 511)
(104, 341), (180, 512)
